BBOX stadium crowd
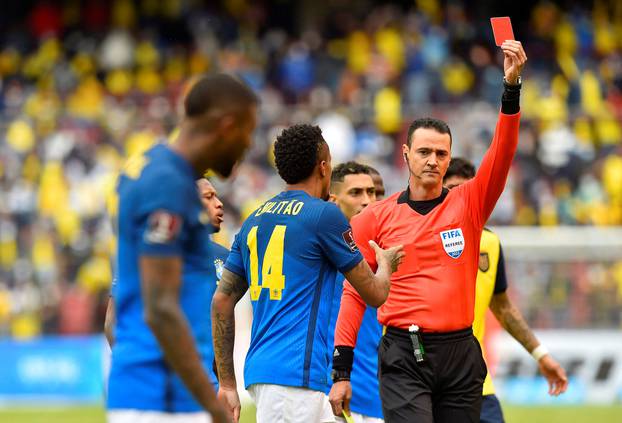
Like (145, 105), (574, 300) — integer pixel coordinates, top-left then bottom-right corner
(0, 0), (621, 337)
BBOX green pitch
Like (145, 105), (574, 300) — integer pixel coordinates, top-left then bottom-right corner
(1, 404), (621, 422)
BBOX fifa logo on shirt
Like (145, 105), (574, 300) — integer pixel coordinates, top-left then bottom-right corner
(439, 228), (465, 259)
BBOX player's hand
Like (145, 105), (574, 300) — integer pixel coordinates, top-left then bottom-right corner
(329, 380), (352, 417)
(216, 386), (240, 422)
(538, 354), (568, 396)
(501, 40), (527, 84)
(210, 404), (232, 423)
(370, 241), (405, 274)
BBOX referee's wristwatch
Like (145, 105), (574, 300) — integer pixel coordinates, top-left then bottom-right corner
(331, 369), (351, 383)
(503, 75), (522, 90)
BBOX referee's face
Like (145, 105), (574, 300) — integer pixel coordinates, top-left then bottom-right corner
(403, 128), (451, 189)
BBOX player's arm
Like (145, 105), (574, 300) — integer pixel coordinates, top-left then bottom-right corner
(211, 233), (249, 423)
(488, 246), (568, 396)
(104, 296), (115, 347)
(211, 269), (248, 384)
(466, 41), (526, 226)
(342, 240), (403, 308)
(319, 204), (403, 308)
(141, 256), (228, 419)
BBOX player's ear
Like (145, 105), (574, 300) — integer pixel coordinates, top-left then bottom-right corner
(328, 192), (337, 203)
(216, 114), (236, 139)
(319, 159), (329, 178)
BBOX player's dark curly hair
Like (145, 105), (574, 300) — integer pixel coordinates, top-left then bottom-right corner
(444, 157), (476, 181)
(331, 161), (370, 184)
(274, 124), (326, 184)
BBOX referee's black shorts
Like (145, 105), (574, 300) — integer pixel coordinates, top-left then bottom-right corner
(378, 326), (487, 423)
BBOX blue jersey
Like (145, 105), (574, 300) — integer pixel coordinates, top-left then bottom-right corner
(108, 144), (219, 412)
(225, 190), (363, 392)
(326, 277), (383, 418)
(210, 240), (230, 285)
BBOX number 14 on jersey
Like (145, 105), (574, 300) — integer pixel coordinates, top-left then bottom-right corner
(246, 225), (286, 301)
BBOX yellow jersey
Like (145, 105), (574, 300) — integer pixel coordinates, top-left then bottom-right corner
(473, 228), (507, 396)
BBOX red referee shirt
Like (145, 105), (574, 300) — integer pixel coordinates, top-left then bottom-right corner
(335, 112), (520, 346)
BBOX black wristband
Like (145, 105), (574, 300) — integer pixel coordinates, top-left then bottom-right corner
(331, 368), (351, 382)
(501, 85), (521, 114)
(332, 345), (354, 371)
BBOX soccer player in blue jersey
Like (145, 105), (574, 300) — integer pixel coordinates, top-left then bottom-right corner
(197, 178), (230, 280)
(327, 162), (385, 423)
(105, 178), (229, 348)
(107, 74), (257, 423)
(211, 124), (405, 423)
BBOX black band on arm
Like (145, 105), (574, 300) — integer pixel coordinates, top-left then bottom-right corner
(501, 84), (521, 114)
(331, 368), (351, 382)
(332, 345), (354, 372)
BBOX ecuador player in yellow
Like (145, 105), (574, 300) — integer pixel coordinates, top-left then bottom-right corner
(444, 158), (568, 423)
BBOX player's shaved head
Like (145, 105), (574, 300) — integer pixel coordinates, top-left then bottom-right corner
(176, 73), (258, 178)
(184, 73), (258, 119)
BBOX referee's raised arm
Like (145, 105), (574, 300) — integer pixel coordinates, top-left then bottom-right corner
(465, 40), (526, 228)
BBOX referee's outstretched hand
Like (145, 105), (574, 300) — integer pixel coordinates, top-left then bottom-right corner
(370, 241), (405, 274)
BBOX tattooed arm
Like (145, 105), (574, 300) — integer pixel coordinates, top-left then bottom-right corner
(489, 291), (539, 352)
(140, 256), (229, 421)
(489, 291), (568, 396)
(211, 268), (249, 422)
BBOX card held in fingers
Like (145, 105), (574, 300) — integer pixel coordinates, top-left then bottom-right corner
(490, 17), (514, 46)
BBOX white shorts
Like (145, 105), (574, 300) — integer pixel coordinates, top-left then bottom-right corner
(248, 383), (335, 423)
(107, 410), (211, 423)
(336, 412), (384, 423)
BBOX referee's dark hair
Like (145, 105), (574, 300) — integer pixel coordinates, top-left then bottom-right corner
(407, 117), (452, 147)
(184, 73), (258, 118)
(331, 161), (370, 185)
(274, 124), (327, 184)
(444, 157), (476, 181)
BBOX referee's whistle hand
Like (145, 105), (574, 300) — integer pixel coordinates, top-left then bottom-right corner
(329, 380), (352, 417)
(370, 241), (405, 274)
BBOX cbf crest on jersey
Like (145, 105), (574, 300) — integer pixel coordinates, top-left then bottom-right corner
(214, 258), (224, 282)
(439, 228), (465, 259)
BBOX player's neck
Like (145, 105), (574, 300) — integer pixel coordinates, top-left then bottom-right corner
(170, 137), (213, 177)
(408, 179), (443, 201)
(286, 180), (323, 199)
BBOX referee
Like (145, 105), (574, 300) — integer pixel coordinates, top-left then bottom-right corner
(444, 157), (568, 423)
(330, 40), (527, 423)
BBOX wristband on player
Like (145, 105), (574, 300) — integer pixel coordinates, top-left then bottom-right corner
(531, 344), (549, 361)
(332, 345), (354, 372)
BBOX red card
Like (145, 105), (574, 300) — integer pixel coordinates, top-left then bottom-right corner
(490, 17), (514, 46)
